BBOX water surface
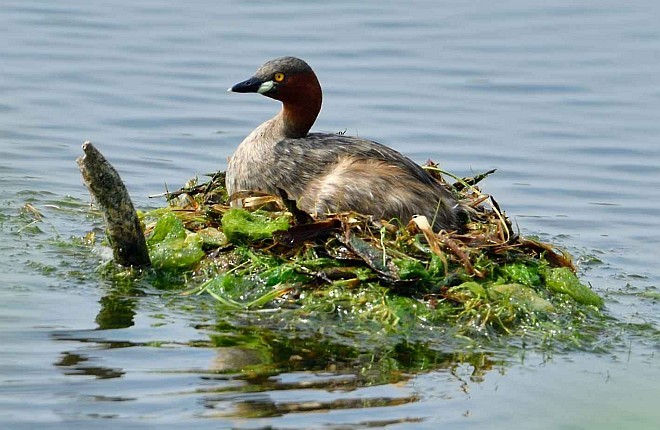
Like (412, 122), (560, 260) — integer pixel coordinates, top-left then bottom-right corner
(1, 1), (659, 429)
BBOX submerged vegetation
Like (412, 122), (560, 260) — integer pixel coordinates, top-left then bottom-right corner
(117, 165), (607, 350)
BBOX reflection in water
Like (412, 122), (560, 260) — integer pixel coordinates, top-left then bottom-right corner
(210, 395), (421, 420)
(197, 326), (498, 419)
(95, 295), (136, 329)
(212, 347), (489, 421)
(55, 351), (125, 379)
(52, 319), (497, 422)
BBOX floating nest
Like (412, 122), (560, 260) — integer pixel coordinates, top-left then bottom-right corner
(133, 162), (603, 340)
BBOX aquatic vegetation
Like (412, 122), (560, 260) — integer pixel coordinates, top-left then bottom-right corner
(146, 212), (205, 269)
(125, 168), (607, 349)
(545, 266), (604, 307)
(221, 208), (289, 242)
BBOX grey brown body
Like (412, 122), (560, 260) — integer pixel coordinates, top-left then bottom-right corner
(226, 57), (464, 231)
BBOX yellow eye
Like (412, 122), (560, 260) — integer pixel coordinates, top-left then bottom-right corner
(274, 72), (285, 82)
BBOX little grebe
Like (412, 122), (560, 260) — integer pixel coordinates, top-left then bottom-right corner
(226, 56), (465, 231)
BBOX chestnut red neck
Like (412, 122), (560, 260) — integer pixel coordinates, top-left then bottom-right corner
(279, 72), (323, 138)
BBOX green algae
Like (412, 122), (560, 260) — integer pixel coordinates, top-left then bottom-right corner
(221, 208), (290, 242)
(497, 263), (541, 287)
(488, 283), (555, 313)
(545, 266), (604, 308)
(147, 211), (186, 245)
(147, 212), (204, 269)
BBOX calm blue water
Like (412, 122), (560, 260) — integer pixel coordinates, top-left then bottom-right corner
(1, 0), (659, 428)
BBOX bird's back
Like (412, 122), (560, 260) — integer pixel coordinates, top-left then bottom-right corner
(227, 132), (463, 230)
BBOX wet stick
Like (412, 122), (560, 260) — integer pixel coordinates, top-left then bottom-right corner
(77, 141), (151, 267)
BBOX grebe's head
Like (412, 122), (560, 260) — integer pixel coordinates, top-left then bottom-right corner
(229, 56), (321, 104)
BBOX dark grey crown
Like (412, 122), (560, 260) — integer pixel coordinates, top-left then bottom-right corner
(254, 56), (314, 78)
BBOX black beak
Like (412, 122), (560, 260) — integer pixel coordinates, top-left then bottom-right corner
(229, 76), (264, 93)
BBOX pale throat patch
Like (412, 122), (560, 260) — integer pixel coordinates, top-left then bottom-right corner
(257, 80), (274, 94)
